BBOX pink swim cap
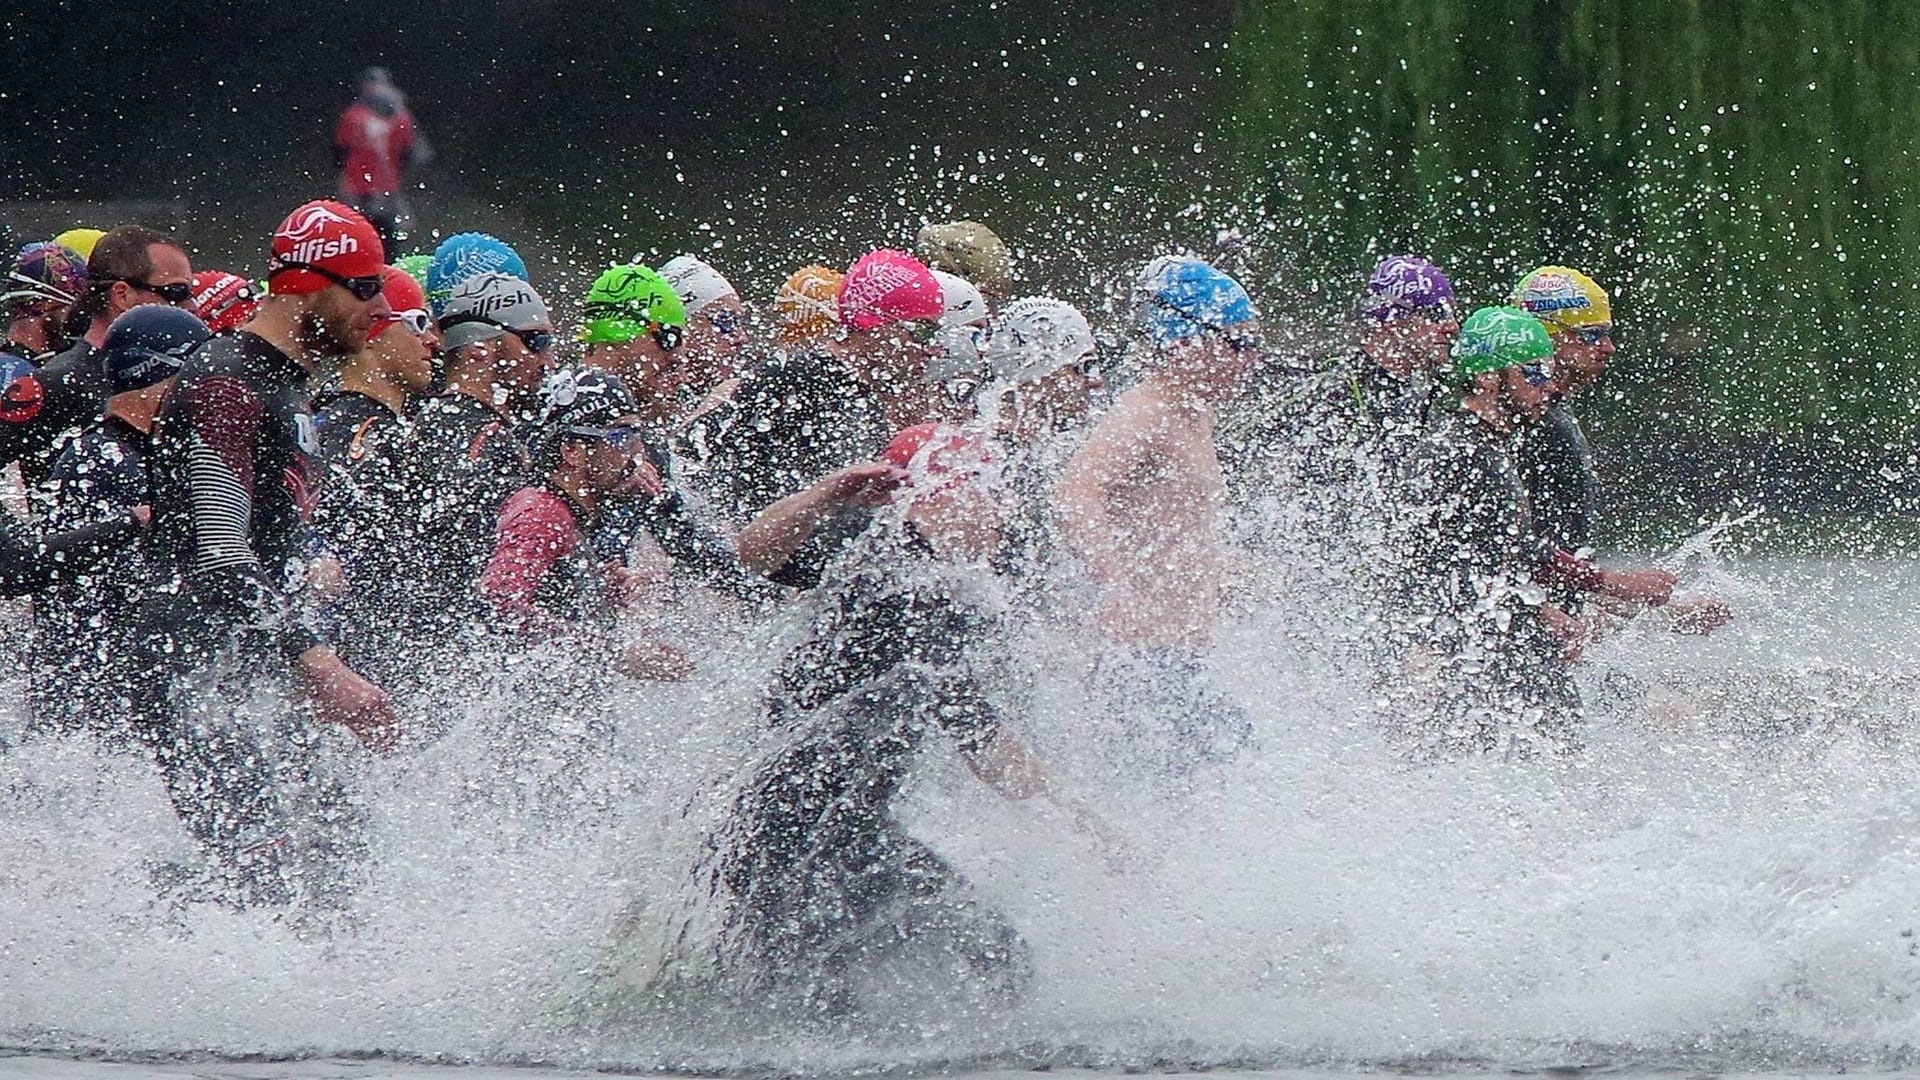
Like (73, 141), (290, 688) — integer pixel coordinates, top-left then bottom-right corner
(837, 249), (943, 331)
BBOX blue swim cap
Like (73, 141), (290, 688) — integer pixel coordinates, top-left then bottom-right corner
(1141, 257), (1257, 346)
(426, 233), (528, 317)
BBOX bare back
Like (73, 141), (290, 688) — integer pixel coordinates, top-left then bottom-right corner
(1055, 378), (1227, 648)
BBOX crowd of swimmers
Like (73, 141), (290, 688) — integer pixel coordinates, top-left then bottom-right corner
(0, 198), (1732, 1019)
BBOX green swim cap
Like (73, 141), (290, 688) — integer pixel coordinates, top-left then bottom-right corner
(394, 254), (432, 292)
(580, 263), (686, 344)
(1448, 305), (1553, 382)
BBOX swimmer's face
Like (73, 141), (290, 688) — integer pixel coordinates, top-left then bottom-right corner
(1366, 312), (1459, 380)
(681, 295), (751, 385)
(1550, 326), (1614, 396)
(1014, 358), (1102, 434)
(1167, 319), (1261, 396)
(1502, 364), (1554, 422)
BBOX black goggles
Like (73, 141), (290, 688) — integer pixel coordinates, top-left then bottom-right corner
(269, 262), (384, 302)
(441, 314), (554, 353)
(583, 302), (684, 352)
(101, 275), (195, 305)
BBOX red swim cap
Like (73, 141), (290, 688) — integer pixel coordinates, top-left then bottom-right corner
(190, 270), (259, 333)
(838, 249), (942, 331)
(266, 200), (385, 295)
(882, 421), (994, 481)
(371, 265), (428, 341)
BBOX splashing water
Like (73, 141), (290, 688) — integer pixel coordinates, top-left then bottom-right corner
(6, 535), (1920, 1077)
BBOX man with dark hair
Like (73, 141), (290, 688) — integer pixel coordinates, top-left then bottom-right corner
(1, 225), (192, 498)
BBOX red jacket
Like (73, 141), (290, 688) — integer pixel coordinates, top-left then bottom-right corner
(334, 98), (416, 198)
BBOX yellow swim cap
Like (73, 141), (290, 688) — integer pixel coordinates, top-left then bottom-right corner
(53, 228), (106, 261)
(915, 221), (1012, 294)
(1511, 265), (1611, 331)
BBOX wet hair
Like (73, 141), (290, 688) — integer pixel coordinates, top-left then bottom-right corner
(74, 226), (179, 323)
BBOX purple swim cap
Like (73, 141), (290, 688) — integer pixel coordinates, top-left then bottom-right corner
(1363, 256), (1455, 321)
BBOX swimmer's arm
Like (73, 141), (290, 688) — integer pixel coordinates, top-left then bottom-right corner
(735, 462), (907, 576)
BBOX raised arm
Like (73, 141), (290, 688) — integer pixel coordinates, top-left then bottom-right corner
(735, 462), (907, 577)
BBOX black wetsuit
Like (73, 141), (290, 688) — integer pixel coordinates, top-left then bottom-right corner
(135, 331), (355, 905)
(0, 338), (108, 502)
(678, 348), (892, 520)
(1387, 410), (1581, 760)
(312, 389), (427, 686)
(407, 390), (535, 640)
(1515, 400), (1597, 555)
(33, 415), (154, 738)
(701, 533), (1028, 1016)
(594, 435), (773, 602)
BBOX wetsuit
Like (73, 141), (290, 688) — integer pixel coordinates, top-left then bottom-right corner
(0, 505), (138, 596)
(1386, 410), (1581, 761)
(678, 347), (892, 520)
(135, 331), (356, 906)
(32, 412), (155, 738)
(700, 531), (1029, 1016)
(479, 484), (617, 635)
(312, 389), (425, 687)
(0, 338), (108, 502)
(407, 390), (535, 641)
(595, 435), (773, 602)
(1515, 400), (1597, 555)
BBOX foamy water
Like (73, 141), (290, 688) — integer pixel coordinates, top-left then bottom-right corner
(6, 551), (1920, 1076)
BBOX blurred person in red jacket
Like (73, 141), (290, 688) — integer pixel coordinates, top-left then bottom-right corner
(333, 67), (426, 251)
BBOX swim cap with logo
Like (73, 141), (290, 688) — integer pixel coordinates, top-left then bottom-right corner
(916, 221), (1013, 293)
(1141, 257), (1257, 346)
(102, 304), (210, 395)
(1510, 265), (1611, 332)
(394, 253), (432, 292)
(190, 271), (260, 334)
(659, 255), (738, 315)
(533, 366), (640, 456)
(440, 273), (552, 349)
(921, 270), (992, 383)
(580, 264), (685, 345)
(426, 233), (528, 317)
(839, 249), (943, 331)
(881, 421), (998, 500)
(0, 356), (44, 424)
(931, 270), (988, 328)
(53, 228), (106, 261)
(987, 297), (1096, 384)
(1447, 306), (1554, 381)
(1363, 256), (1455, 321)
(266, 199), (385, 295)
(5, 242), (88, 311)
(775, 264), (843, 345)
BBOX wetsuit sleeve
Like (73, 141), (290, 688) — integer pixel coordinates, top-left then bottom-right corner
(0, 508), (139, 597)
(179, 373), (320, 661)
(640, 491), (775, 601)
(479, 490), (578, 631)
